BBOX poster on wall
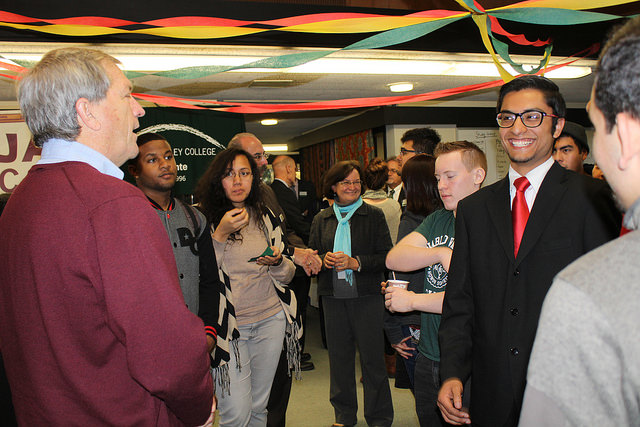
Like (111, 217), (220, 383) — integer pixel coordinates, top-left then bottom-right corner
(0, 111), (40, 194)
(128, 107), (245, 196)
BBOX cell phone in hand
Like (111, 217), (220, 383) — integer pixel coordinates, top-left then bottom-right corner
(248, 246), (275, 262)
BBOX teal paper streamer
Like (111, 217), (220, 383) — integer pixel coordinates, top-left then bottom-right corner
(490, 8), (622, 25)
(121, 16), (463, 80)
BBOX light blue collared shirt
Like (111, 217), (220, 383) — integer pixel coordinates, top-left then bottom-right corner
(37, 138), (124, 180)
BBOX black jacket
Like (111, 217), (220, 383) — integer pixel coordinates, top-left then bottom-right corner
(439, 162), (621, 427)
(309, 202), (392, 297)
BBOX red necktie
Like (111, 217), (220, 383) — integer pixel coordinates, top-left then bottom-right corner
(512, 177), (531, 257)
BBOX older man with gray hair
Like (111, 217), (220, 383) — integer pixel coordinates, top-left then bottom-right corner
(0, 48), (213, 426)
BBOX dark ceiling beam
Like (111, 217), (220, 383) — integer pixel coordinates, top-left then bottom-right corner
(1, 2), (636, 57)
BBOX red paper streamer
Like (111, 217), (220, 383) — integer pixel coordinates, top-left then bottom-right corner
(131, 44), (598, 114)
(488, 15), (550, 46)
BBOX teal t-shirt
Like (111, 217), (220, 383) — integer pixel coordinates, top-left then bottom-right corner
(413, 208), (456, 361)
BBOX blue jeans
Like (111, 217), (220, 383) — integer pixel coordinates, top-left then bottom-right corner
(216, 310), (286, 427)
(400, 325), (419, 388)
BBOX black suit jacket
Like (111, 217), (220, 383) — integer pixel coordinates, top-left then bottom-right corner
(438, 162), (621, 427)
(297, 179), (319, 226)
(271, 179), (311, 244)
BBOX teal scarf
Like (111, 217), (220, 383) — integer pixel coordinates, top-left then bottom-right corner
(332, 197), (363, 286)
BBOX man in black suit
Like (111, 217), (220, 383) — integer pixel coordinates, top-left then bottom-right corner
(386, 156), (406, 210)
(437, 75), (621, 427)
(267, 155), (318, 427)
(272, 156), (318, 361)
(272, 156), (313, 243)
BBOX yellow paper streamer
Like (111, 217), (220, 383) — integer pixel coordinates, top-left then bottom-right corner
(472, 14), (515, 82)
(280, 15), (466, 34)
(493, 0), (638, 11)
(133, 26), (263, 39)
(0, 21), (128, 37)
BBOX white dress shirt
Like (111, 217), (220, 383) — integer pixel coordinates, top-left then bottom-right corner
(508, 156), (555, 211)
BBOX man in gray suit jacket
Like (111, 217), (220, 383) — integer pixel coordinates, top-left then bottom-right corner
(437, 75), (621, 427)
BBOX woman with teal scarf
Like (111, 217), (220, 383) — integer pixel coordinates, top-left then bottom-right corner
(309, 161), (394, 427)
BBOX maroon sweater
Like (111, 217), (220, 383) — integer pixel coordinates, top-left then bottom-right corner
(0, 162), (213, 426)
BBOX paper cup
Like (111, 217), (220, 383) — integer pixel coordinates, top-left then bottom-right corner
(387, 279), (409, 290)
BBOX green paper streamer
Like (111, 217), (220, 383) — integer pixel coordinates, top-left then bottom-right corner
(344, 16), (464, 50)
(490, 8), (622, 25)
(121, 16), (464, 80)
(490, 34), (553, 74)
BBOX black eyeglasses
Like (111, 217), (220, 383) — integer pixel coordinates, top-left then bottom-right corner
(496, 110), (559, 128)
(400, 148), (417, 155)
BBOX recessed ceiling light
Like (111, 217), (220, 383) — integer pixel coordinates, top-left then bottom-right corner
(260, 119), (278, 126)
(388, 82), (414, 93)
(264, 144), (288, 152)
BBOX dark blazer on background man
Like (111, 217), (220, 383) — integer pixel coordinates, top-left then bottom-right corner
(271, 179), (311, 244)
(297, 179), (319, 227)
(386, 185), (406, 211)
(438, 162), (621, 427)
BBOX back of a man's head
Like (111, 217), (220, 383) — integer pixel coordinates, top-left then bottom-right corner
(401, 128), (441, 155)
(595, 17), (640, 133)
(434, 140), (488, 176)
(272, 155), (294, 179)
(18, 48), (118, 147)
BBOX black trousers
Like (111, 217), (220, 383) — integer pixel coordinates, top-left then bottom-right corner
(266, 274), (310, 427)
(323, 295), (394, 427)
(0, 353), (17, 426)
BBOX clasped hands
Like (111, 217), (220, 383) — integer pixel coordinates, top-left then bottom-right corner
(324, 251), (358, 272)
(293, 247), (322, 276)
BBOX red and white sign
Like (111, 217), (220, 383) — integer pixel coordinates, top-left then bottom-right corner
(0, 111), (40, 193)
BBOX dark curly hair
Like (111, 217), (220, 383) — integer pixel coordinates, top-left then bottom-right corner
(401, 154), (443, 217)
(363, 158), (388, 191)
(595, 17), (640, 132)
(195, 148), (266, 237)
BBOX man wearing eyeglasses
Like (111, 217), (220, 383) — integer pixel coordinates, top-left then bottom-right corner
(437, 75), (621, 427)
(397, 127), (441, 166)
(386, 157), (406, 209)
(228, 132), (270, 177)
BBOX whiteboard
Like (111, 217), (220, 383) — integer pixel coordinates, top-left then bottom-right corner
(456, 128), (509, 186)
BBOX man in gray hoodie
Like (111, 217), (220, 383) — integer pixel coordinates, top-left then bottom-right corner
(520, 16), (640, 426)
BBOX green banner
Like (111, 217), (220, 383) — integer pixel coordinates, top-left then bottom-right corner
(123, 107), (245, 196)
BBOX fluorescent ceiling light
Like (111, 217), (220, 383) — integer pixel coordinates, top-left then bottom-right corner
(1, 52), (591, 79)
(260, 119), (278, 126)
(264, 144), (288, 152)
(388, 82), (414, 93)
